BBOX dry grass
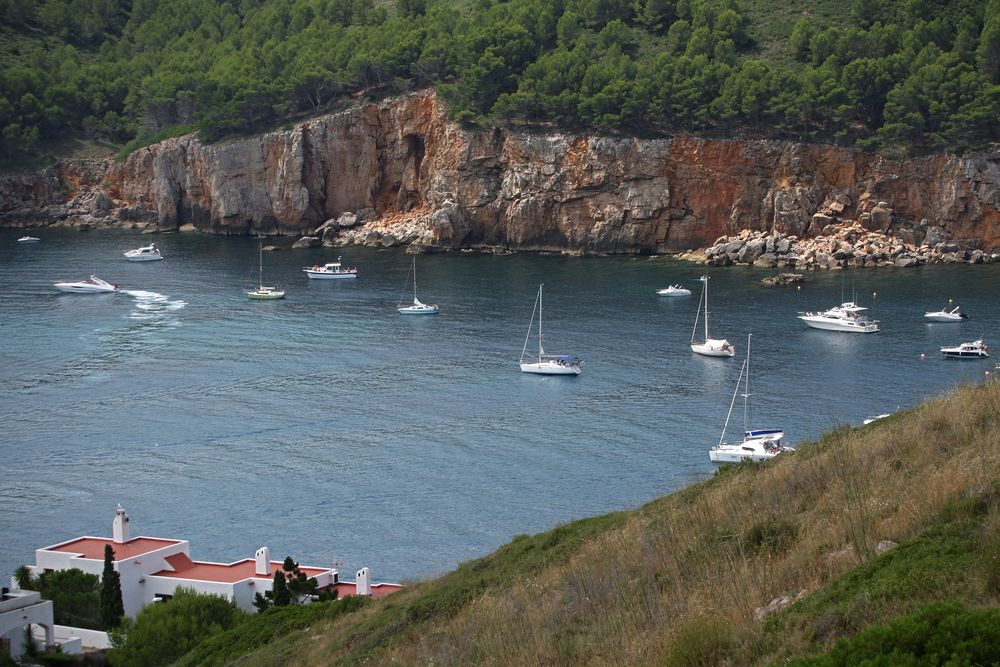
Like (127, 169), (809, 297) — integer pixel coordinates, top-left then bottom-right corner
(234, 381), (1000, 667)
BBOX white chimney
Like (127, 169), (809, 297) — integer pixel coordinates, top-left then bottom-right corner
(254, 547), (270, 576)
(355, 567), (371, 596)
(112, 504), (130, 544)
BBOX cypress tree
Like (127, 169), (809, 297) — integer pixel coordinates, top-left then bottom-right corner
(100, 544), (125, 628)
(272, 569), (291, 607)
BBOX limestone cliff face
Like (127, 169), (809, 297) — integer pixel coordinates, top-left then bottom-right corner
(3, 90), (999, 253)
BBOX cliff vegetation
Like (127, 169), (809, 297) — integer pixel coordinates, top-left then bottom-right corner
(128, 380), (1000, 665)
(1, 0), (999, 164)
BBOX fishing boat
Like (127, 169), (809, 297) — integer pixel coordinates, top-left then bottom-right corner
(247, 243), (285, 300)
(656, 284), (691, 297)
(709, 334), (793, 463)
(123, 243), (163, 262)
(690, 275), (734, 357)
(303, 258), (358, 279)
(924, 305), (967, 322)
(519, 284), (582, 375)
(397, 257), (439, 315)
(17, 236), (40, 243)
(53, 275), (119, 294)
(940, 339), (989, 359)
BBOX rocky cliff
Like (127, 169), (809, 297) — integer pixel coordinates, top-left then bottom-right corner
(2, 90), (999, 255)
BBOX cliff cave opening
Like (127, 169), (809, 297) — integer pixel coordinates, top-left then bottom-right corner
(396, 134), (425, 212)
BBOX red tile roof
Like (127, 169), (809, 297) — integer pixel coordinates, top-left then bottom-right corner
(46, 537), (182, 560)
(153, 556), (330, 583)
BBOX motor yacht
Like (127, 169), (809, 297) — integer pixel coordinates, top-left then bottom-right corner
(798, 302), (879, 333)
(924, 305), (966, 322)
(656, 284), (691, 296)
(53, 275), (119, 294)
(303, 258), (358, 279)
(940, 339), (989, 359)
(124, 243), (163, 261)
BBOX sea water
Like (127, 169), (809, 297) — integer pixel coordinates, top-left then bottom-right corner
(1, 228), (997, 581)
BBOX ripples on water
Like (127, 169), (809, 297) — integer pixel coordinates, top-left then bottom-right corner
(1, 229), (998, 580)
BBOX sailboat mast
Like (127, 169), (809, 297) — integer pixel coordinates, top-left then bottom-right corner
(258, 243), (263, 289)
(412, 258), (418, 302)
(720, 357), (747, 447)
(703, 276), (710, 340)
(538, 283), (544, 362)
(743, 333), (751, 433)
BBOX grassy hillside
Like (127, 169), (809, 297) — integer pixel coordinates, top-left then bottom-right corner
(165, 380), (1000, 666)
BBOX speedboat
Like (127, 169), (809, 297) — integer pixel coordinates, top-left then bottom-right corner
(303, 258), (357, 279)
(54, 275), (119, 294)
(924, 305), (966, 322)
(940, 339), (989, 359)
(709, 334), (793, 463)
(18, 236), (40, 243)
(124, 243), (163, 261)
(798, 302), (879, 333)
(656, 284), (691, 296)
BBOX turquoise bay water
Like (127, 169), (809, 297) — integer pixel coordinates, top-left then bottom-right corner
(1, 229), (998, 581)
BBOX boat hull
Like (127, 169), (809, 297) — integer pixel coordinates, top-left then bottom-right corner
(924, 314), (963, 322)
(941, 351), (988, 358)
(18, 237), (40, 243)
(247, 290), (285, 300)
(54, 284), (116, 294)
(398, 306), (439, 314)
(691, 341), (735, 357)
(520, 362), (582, 376)
(798, 316), (879, 333)
(124, 254), (163, 262)
(657, 289), (691, 297)
(709, 449), (779, 463)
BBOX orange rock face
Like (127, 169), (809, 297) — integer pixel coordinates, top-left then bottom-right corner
(4, 91), (999, 252)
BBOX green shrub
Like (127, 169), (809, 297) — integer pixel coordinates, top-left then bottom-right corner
(786, 602), (1000, 666)
(664, 616), (736, 667)
(743, 519), (798, 555)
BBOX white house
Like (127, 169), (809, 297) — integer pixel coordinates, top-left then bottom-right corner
(29, 506), (401, 618)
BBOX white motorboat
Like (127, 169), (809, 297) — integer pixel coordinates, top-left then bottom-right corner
(53, 275), (119, 294)
(709, 334), (794, 463)
(798, 302), (880, 333)
(924, 305), (966, 322)
(247, 243), (285, 300)
(123, 243), (163, 261)
(656, 284), (691, 297)
(940, 339), (989, 359)
(690, 275), (734, 357)
(862, 413), (892, 425)
(519, 284), (582, 376)
(18, 236), (40, 243)
(303, 258), (357, 279)
(397, 257), (439, 315)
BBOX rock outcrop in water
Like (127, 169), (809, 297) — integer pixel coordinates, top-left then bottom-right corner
(2, 90), (999, 257)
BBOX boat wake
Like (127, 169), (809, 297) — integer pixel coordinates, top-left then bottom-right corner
(122, 290), (187, 320)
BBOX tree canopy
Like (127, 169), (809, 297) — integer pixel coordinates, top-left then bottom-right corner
(1, 0), (997, 160)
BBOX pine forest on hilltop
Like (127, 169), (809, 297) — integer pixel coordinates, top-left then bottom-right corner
(1, 0), (998, 164)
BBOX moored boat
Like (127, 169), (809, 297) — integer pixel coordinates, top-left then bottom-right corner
(18, 236), (40, 243)
(519, 284), (582, 376)
(247, 243), (285, 300)
(940, 339), (989, 359)
(124, 243), (163, 261)
(303, 258), (358, 279)
(709, 334), (793, 463)
(690, 275), (734, 357)
(798, 302), (880, 333)
(924, 305), (966, 322)
(397, 258), (439, 314)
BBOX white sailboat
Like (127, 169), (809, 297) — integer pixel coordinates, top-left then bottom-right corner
(519, 284), (582, 376)
(709, 333), (793, 463)
(397, 257), (439, 314)
(690, 275), (734, 357)
(246, 243), (285, 300)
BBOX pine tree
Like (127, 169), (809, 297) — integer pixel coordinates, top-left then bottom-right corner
(100, 544), (125, 628)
